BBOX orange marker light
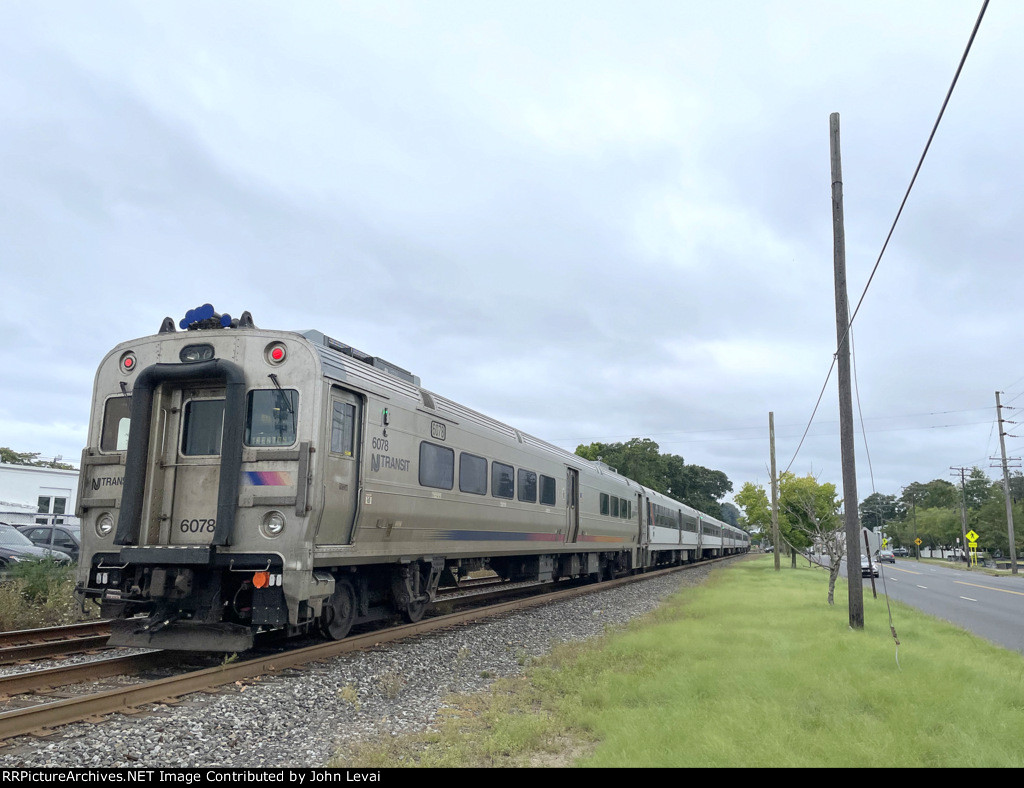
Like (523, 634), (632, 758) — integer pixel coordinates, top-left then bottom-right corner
(253, 572), (270, 589)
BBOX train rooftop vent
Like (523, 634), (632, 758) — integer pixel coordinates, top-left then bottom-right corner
(301, 331), (421, 387)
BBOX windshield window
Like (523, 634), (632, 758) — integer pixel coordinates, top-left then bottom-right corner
(245, 389), (298, 447)
(182, 399), (225, 456)
(0, 525), (34, 547)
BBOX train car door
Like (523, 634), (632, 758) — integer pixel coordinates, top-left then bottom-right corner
(565, 467), (580, 543)
(317, 388), (362, 545)
(170, 386), (226, 546)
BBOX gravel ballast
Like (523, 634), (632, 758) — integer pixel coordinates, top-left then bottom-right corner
(0, 563), (721, 767)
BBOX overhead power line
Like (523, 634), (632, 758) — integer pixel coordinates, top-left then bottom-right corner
(784, 0), (990, 474)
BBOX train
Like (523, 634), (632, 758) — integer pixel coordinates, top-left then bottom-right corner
(74, 305), (749, 651)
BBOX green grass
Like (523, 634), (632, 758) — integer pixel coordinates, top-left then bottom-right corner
(330, 555), (1024, 768)
(0, 559), (97, 631)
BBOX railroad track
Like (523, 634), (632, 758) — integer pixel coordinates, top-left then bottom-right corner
(0, 557), (739, 743)
(0, 621), (112, 665)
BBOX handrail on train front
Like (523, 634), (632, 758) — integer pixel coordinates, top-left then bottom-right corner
(115, 359), (245, 551)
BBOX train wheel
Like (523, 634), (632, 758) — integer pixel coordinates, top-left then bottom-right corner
(403, 598), (427, 624)
(324, 578), (356, 640)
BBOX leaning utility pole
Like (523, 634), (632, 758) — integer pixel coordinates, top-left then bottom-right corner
(770, 412), (780, 572)
(830, 113), (864, 628)
(995, 391), (1019, 575)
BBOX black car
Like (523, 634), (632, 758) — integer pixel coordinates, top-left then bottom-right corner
(0, 523), (72, 565)
(17, 524), (81, 562)
(893, 547), (909, 557)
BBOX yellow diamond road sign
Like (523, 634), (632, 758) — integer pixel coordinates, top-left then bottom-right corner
(966, 530), (979, 543)
(915, 538), (922, 545)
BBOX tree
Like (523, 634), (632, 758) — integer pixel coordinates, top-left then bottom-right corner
(778, 473), (843, 597)
(735, 482), (771, 541)
(899, 480), (958, 514)
(963, 467), (996, 510)
(0, 447), (75, 470)
(719, 501), (740, 527)
(859, 492), (898, 532)
(575, 438), (733, 517)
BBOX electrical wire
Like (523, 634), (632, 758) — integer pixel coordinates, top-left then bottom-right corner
(784, 0), (990, 476)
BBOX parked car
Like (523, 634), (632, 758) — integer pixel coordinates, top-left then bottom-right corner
(0, 523), (72, 565)
(860, 555), (878, 577)
(17, 524), (81, 561)
(893, 547), (909, 557)
(878, 549), (895, 563)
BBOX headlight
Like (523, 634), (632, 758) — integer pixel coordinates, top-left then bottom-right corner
(261, 510), (286, 538)
(96, 513), (114, 537)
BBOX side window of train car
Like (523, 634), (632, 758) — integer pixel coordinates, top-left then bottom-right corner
(539, 475), (556, 506)
(181, 399), (225, 456)
(610, 496), (619, 518)
(419, 442), (454, 489)
(101, 396), (132, 451)
(459, 453), (487, 495)
(330, 401), (356, 456)
(600, 493), (609, 515)
(491, 462), (514, 499)
(517, 469), (537, 503)
(245, 389), (298, 447)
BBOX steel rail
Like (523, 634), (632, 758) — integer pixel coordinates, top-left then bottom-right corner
(0, 622), (113, 665)
(0, 556), (740, 742)
(0, 620), (110, 650)
(0, 651), (179, 697)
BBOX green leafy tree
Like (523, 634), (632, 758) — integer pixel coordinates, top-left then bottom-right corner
(915, 507), (963, 552)
(0, 447), (75, 470)
(735, 482), (771, 542)
(962, 467), (996, 510)
(899, 480), (958, 514)
(575, 438), (732, 517)
(971, 494), (1024, 557)
(778, 473), (842, 589)
(719, 501), (740, 527)
(859, 492), (898, 532)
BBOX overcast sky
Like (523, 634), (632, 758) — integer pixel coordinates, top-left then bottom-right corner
(1, 1), (1021, 511)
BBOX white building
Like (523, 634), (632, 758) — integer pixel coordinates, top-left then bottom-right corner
(0, 463), (81, 527)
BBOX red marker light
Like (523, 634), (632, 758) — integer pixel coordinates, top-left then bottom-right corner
(123, 357), (134, 369)
(271, 347), (284, 361)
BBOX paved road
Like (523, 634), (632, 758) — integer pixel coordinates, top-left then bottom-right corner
(841, 557), (1024, 655)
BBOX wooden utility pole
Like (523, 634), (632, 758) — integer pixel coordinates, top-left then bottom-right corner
(950, 466), (972, 570)
(830, 112), (864, 629)
(995, 391), (1019, 575)
(770, 412), (780, 571)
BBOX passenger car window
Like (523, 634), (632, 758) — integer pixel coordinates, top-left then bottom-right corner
(419, 442), (454, 489)
(491, 462), (514, 499)
(517, 469), (537, 503)
(459, 453), (487, 495)
(539, 475), (556, 506)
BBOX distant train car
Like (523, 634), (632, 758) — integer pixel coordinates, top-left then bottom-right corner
(75, 306), (747, 651)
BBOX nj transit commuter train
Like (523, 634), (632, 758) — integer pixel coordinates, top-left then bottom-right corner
(75, 306), (748, 651)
